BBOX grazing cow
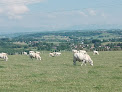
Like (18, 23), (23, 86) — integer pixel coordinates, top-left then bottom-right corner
(29, 51), (41, 60)
(73, 52), (93, 66)
(93, 51), (99, 55)
(79, 50), (87, 54)
(0, 53), (8, 61)
(29, 51), (36, 59)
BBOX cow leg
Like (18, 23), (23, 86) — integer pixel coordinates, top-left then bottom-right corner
(85, 61), (87, 66)
(4, 56), (7, 61)
(30, 56), (33, 60)
(39, 57), (41, 60)
(73, 59), (76, 65)
(81, 60), (85, 66)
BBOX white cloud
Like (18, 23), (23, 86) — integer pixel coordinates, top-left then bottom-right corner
(8, 5), (29, 14)
(0, 0), (44, 19)
(7, 5), (29, 19)
(79, 11), (87, 17)
(88, 9), (96, 16)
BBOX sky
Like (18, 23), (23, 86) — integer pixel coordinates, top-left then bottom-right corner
(0, 0), (122, 33)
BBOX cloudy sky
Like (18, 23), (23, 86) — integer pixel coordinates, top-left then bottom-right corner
(0, 0), (122, 33)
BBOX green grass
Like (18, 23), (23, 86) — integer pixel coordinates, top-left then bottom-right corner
(0, 51), (122, 92)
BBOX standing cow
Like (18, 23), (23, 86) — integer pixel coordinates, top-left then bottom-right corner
(29, 51), (41, 60)
(73, 52), (93, 66)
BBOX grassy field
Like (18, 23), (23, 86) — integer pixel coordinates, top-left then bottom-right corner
(0, 51), (122, 92)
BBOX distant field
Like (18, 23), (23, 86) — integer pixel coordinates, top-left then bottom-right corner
(0, 51), (122, 92)
(102, 42), (122, 45)
(13, 42), (28, 45)
(93, 33), (119, 40)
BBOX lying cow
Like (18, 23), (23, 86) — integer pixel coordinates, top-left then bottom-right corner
(49, 52), (61, 57)
(53, 52), (61, 56)
(49, 52), (55, 57)
(0, 52), (8, 61)
(73, 52), (93, 66)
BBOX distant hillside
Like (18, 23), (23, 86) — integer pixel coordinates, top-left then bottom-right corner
(15, 29), (122, 40)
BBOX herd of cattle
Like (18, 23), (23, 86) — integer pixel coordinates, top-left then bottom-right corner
(0, 50), (99, 66)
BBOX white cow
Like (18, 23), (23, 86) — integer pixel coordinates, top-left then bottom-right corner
(29, 51), (41, 60)
(49, 52), (55, 57)
(93, 51), (99, 55)
(54, 52), (61, 56)
(73, 52), (93, 66)
(72, 50), (78, 53)
(29, 51), (36, 59)
(0, 53), (8, 61)
(79, 50), (87, 54)
(23, 52), (27, 55)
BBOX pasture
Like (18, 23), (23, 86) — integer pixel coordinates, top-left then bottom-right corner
(0, 51), (122, 92)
